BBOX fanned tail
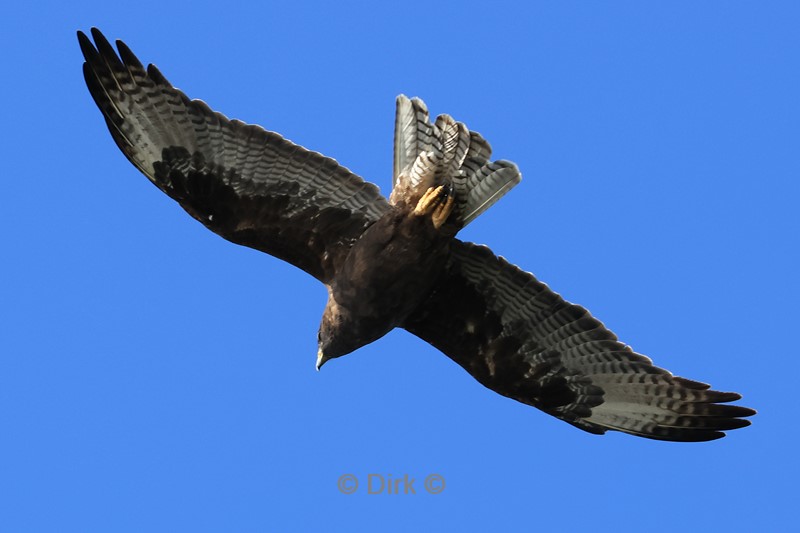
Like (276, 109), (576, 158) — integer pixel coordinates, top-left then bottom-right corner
(391, 95), (521, 228)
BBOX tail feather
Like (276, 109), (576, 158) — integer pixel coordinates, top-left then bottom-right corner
(392, 95), (521, 228)
(432, 114), (470, 186)
(461, 161), (520, 224)
(393, 96), (435, 188)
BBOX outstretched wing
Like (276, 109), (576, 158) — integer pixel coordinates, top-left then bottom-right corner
(403, 241), (755, 442)
(79, 28), (390, 282)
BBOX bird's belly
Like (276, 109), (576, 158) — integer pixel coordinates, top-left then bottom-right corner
(334, 214), (450, 333)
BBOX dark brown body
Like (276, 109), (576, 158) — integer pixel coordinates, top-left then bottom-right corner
(318, 207), (451, 359)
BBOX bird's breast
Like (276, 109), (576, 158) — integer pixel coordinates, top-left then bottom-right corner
(333, 211), (452, 330)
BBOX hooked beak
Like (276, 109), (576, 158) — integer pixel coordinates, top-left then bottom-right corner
(316, 347), (329, 371)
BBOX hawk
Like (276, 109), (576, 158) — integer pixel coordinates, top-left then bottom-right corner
(79, 28), (754, 441)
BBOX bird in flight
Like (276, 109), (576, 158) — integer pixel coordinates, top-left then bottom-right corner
(79, 28), (754, 441)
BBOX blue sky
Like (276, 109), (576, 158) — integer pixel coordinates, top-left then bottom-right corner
(1, 1), (797, 531)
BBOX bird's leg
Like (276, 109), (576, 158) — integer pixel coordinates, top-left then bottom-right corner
(431, 192), (454, 229)
(414, 185), (443, 216)
(413, 185), (455, 229)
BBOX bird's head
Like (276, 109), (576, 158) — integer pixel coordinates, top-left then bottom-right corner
(316, 294), (355, 371)
(316, 292), (390, 370)
(317, 317), (362, 371)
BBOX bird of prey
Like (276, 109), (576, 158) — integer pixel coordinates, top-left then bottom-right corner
(79, 28), (754, 441)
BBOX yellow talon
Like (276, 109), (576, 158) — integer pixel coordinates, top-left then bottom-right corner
(432, 194), (454, 229)
(414, 185), (454, 229)
(414, 185), (444, 215)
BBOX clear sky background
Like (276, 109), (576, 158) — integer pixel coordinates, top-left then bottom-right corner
(1, 1), (797, 531)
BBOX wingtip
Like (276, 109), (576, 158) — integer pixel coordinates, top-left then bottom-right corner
(739, 406), (758, 418)
(89, 27), (105, 43)
(116, 38), (144, 70)
(146, 63), (171, 87)
(77, 29), (98, 61)
(77, 28), (110, 56)
(88, 28), (107, 50)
